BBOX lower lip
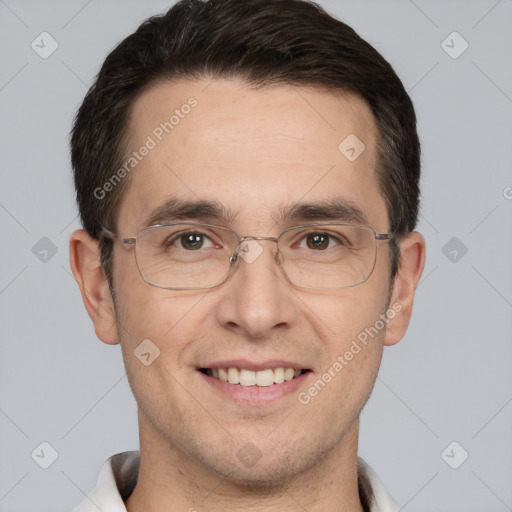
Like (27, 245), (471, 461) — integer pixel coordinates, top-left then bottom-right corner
(198, 370), (311, 404)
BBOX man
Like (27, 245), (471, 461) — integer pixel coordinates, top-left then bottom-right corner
(69, 0), (425, 510)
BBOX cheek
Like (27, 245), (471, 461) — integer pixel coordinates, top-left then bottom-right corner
(325, 294), (385, 381)
(296, 282), (389, 404)
(114, 286), (208, 431)
(112, 248), (203, 343)
(116, 290), (209, 355)
(297, 298), (385, 435)
(304, 280), (389, 347)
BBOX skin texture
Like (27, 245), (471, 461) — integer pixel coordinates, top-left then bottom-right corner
(70, 78), (425, 512)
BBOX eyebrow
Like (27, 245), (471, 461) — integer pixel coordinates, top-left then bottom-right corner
(275, 199), (369, 226)
(142, 198), (237, 228)
(141, 197), (369, 230)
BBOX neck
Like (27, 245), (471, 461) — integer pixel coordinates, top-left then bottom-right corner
(125, 414), (365, 512)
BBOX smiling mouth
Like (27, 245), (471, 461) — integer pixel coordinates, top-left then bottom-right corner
(199, 367), (311, 387)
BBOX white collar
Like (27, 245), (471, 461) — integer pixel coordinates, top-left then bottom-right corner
(72, 451), (399, 512)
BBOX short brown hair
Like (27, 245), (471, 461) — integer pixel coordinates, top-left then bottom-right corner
(71, 0), (420, 290)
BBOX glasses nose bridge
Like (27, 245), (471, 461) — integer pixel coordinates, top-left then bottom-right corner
(230, 235), (281, 264)
(239, 235), (279, 243)
(237, 235), (280, 251)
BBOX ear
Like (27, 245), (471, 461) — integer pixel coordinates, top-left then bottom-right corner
(69, 229), (120, 345)
(383, 231), (426, 347)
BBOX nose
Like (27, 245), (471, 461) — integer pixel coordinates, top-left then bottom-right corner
(215, 239), (297, 339)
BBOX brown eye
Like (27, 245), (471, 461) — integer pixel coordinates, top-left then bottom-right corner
(179, 233), (205, 250)
(306, 233), (330, 250)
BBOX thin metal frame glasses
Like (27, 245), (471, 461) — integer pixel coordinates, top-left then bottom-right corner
(100, 222), (392, 291)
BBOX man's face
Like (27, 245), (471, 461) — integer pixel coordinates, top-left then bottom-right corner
(112, 78), (393, 483)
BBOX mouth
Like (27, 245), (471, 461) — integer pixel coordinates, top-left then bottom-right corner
(199, 367), (312, 387)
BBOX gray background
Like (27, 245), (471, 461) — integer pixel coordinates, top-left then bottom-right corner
(1, 0), (511, 510)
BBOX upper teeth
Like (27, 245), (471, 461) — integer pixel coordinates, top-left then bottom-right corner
(209, 367), (302, 386)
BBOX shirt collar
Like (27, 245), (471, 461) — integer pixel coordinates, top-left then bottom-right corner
(72, 451), (400, 512)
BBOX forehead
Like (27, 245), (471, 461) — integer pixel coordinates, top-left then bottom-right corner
(117, 78), (387, 233)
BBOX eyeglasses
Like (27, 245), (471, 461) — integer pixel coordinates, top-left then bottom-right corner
(100, 222), (392, 290)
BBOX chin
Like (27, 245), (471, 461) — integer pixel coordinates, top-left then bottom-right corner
(190, 439), (324, 490)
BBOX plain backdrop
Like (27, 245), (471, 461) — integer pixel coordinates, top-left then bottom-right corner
(0, 1), (511, 511)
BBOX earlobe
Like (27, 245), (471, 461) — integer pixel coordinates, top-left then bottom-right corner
(383, 231), (426, 347)
(69, 229), (120, 345)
